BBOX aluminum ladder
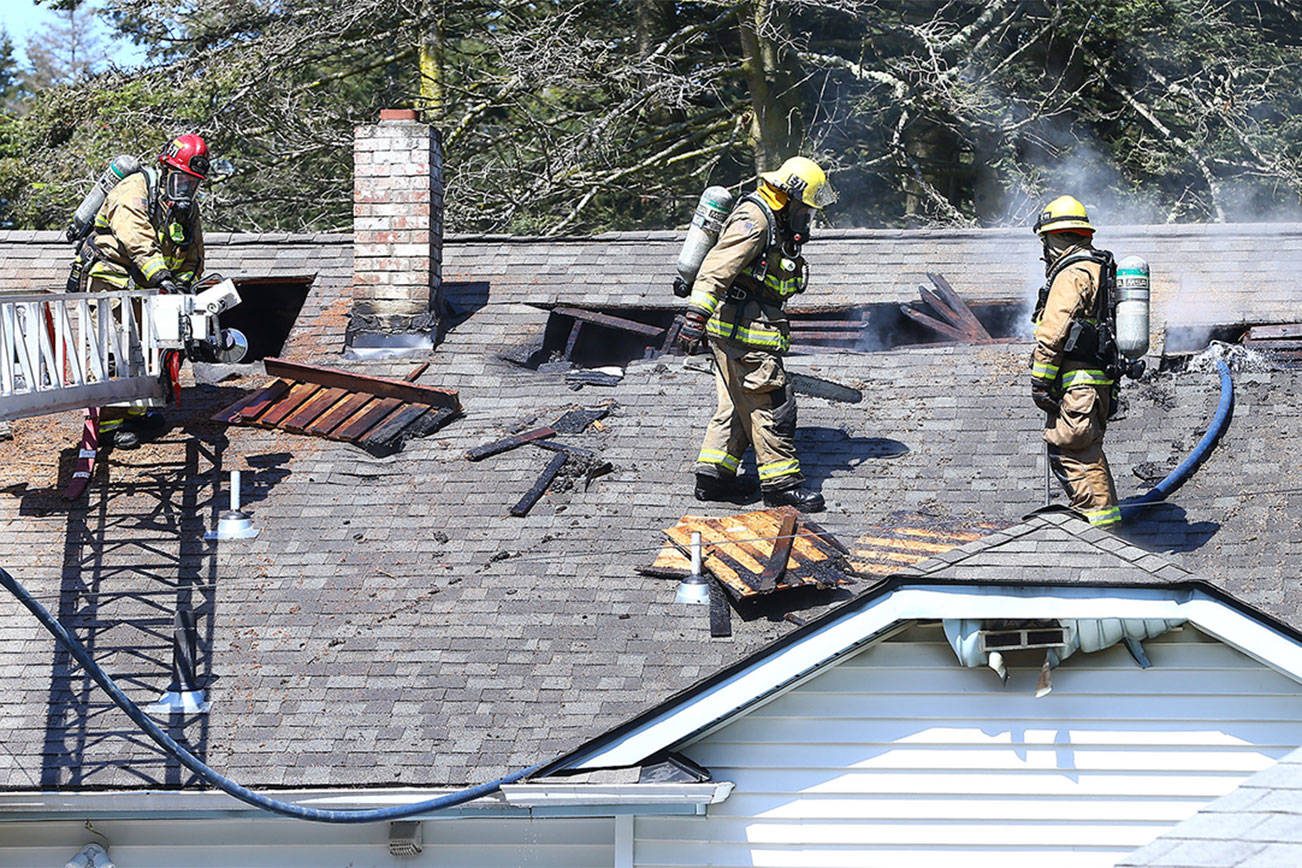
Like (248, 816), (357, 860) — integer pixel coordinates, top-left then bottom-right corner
(0, 289), (166, 422)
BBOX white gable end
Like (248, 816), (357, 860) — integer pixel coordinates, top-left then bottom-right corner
(635, 623), (1302, 868)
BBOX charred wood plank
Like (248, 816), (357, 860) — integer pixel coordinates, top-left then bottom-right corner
(918, 286), (973, 335)
(661, 314), (684, 355)
(466, 426), (557, 461)
(322, 396), (380, 440)
(256, 383), (323, 427)
(790, 331), (868, 342)
(532, 439), (596, 458)
(1244, 337), (1302, 351)
(637, 566), (693, 580)
(210, 379), (291, 423)
(282, 387), (350, 433)
(509, 452), (568, 517)
(788, 320), (867, 331)
(263, 358), (461, 411)
(563, 320), (584, 361)
(306, 391), (375, 437)
(553, 306), (665, 338)
(709, 578), (732, 637)
(359, 405), (431, 455)
(550, 404), (611, 433)
(900, 303), (972, 342)
(757, 511), (798, 592)
(927, 273), (992, 340)
(1246, 323), (1302, 340)
(334, 397), (404, 441)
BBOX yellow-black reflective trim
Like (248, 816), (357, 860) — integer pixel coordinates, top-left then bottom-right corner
(758, 458), (800, 481)
(1060, 369), (1113, 388)
(688, 291), (720, 317)
(1084, 505), (1122, 527)
(697, 448), (741, 472)
(706, 317), (789, 351)
(1032, 361), (1060, 379)
(86, 264), (132, 288)
(140, 255), (167, 281)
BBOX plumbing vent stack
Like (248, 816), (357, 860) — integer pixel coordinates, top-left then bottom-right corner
(206, 469), (259, 540)
(146, 607), (209, 715)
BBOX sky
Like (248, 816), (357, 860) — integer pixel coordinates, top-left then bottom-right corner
(2, 0), (146, 69)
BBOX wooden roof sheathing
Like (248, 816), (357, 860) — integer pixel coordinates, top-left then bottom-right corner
(660, 506), (854, 599)
(212, 357), (461, 455)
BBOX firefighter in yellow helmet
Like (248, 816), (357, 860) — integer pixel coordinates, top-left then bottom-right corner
(1030, 195), (1121, 527)
(678, 156), (836, 512)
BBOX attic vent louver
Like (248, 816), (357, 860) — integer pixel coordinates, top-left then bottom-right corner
(388, 821), (423, 857)
(979, 626), (1068, 652)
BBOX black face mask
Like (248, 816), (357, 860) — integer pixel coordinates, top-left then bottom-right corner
(788, 204), (812, 244)
(163, 201), (195, 246)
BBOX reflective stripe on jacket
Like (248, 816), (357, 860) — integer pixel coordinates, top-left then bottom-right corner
(86, 170), (203, 289)
(1031, 246), (1113, 390)
(687, 198), (793, 352)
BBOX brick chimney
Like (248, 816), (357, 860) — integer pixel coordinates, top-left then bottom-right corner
(346, 109), (443, 356)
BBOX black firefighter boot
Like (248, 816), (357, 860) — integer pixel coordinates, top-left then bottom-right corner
(695, 473), (758, 503)
(763, 484), (826, 513)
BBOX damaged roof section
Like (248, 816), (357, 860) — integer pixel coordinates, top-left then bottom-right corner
(212, 358), (461, 455)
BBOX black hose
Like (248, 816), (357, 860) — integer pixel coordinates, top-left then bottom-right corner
(0, 566), (546, 823)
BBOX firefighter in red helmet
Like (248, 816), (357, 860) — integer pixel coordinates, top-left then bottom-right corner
(67, 134), (210, 448)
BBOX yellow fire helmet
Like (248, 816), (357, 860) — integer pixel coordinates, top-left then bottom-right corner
(1033, 195), (1095, 235)
(760, 156), (837, 209)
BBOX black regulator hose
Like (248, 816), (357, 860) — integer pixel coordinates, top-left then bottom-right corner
(0, 566), (547, 823)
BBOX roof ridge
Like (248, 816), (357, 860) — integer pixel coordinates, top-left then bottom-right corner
(899, 510), (1195, 583)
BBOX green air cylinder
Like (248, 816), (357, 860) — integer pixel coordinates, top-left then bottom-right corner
(674, 186), (735, 297)
(66, 154), (141, 243)
(1115, 256), (1150, 359)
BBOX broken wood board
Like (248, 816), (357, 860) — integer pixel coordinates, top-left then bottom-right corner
(211, 358), (461, 456)
(657, 506), (853, 599)
(901, 273), (994, 343)
(849, 513), (1012, 576)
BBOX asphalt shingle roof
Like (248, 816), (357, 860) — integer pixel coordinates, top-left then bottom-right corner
(0, 225), (1297, 795)
(1119, 745), (1302, 867)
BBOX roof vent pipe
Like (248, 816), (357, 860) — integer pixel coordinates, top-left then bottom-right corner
(205, 468), (259, 541)
(145, 607), (210, 715)
(675, 532), (711, 605)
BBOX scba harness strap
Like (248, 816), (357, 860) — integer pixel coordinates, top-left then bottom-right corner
(726, 193), (808, 305)
(1034, 248), (1124, 377)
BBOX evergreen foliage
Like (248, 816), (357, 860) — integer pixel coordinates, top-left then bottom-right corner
(0, 0), (1299, 233)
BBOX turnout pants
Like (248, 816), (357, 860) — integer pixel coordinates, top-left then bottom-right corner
(1044, 384), (1119, 526)
(695, 339), (802, 491)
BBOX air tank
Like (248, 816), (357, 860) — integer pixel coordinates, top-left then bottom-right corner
(66, 154), (141, 242)
(673, 186), (735, 297)
(1115, 256), (1150, 359)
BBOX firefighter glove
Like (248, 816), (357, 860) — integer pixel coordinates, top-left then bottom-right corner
(679, 310), (707, 354)
(1031, 377), (1058, 414)
(158, 274), (181, 295)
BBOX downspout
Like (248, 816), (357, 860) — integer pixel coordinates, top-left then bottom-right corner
(1121, 358), (1233, 520)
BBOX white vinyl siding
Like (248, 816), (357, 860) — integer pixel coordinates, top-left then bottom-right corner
(635, 623), (1302, 868)
(0, 816), (614, 868)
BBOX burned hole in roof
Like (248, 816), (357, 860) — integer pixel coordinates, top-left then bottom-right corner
(503, 294), (1027, 370)
(1159, 322), (1300, 372)
(504, 305), (678, 370)
(215, 275), (313, 362)
(787, 298), (1024, 353)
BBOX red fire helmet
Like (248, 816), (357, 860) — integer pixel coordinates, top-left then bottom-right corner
(158, 134), (210, 179)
